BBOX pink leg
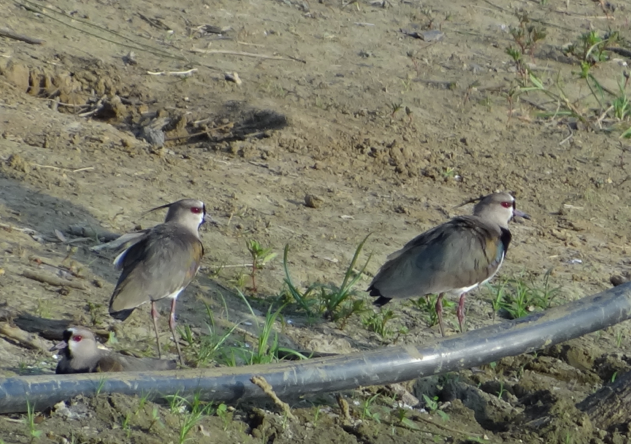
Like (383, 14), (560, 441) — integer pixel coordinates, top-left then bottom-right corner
(150, 301), (162, 359)
(457, 293), (467, 333)
(435, 293), (446, 337)
(169, 298), (184, 366)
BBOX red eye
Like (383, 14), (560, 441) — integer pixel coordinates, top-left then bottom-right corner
(191, 207), (202, 214)
(501, 202), (512, 208)
(73, 335), (83, 342)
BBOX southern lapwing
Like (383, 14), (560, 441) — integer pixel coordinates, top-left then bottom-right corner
(108, 199), (207, 365)
(367, 192), (530, 336)
(50, 327), (177, 374)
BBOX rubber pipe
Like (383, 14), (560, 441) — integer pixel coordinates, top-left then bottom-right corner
(1, 282), (630, 414)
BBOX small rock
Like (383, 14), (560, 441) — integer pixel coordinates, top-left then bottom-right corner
(141, 126), (165, 148)
(2, 61), (31, 92)
(305, 194), (324, 208)
(225, 72), (242, 85)
(421, 30), (444, 42)
(610, 275), (627, 287)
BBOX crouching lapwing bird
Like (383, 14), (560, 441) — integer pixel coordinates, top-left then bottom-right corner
(51, 327), (177, 374)
(108, 199), (207, 365)
(367, 192), (530, 336)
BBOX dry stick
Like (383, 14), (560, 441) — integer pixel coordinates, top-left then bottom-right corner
(165, 122), (235, 141)
(336, 394), (352, 423)
(0, 223), (37, 235)
(0, 27), (45, 45)
(22, 270), (87, 290)
(251, 376), (296, 420)
(412, 412), (484, 439)
(0, 323), (51, 352)
(19, 0), (185, 61)
(147, 68), (198, 77)
(190, 48), (300, 62)
(31, 164), (94, 173)
(30, 257), (84, 278)
(237, 41), (266, 47)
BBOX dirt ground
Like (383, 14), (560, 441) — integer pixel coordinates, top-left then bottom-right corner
(2, 0), (631, 442)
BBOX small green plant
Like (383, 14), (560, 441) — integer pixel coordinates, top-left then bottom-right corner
(390, 102), (403, 118)
(86, 302), (103, 326)
(165, 393), (188, 415)
(230, 269), (247, 291)
(488, 279), (508, 318)
(182, 304), (239, 366)
(25, 401), (42, 440)
(312, 406), (322, 426)
(422, 394), (439, 413)
(487, 271), (560, 319)
(282, 245), (320, 315)
(564, 431), (574, 444)
(316, 234), (373, 321)
(615, 327), (624, 348)
(506, 11), (546, 74)
(564, 30), (617, 67)
(95, 375), (107, 396)
(121, 411), (133, 438)
(17, 360), (28, 375)
(335, 298), (368, 330)
(178, 394), (213, 444)
(441, 167), (456, 179)
(246, 240), (277, 293)
(362, 309), (402, 339)
(422, 394), (449, 421)
(148, 406), (163, 432)
(283, 234), (372, 324)
(216, 403), (230, 431)
(394, 407), (420, 430)
(360, 393), (381, 423)
(497, 382), (506, 400)
(249, 304), (283, 365)
(613, 73), (631, 130)
(410, 294), (455, 327)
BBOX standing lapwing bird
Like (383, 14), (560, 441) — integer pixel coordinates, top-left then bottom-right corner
(108, 199), (207, 365)
(51, 327), (177, 374)
(367, 192), (530, 336)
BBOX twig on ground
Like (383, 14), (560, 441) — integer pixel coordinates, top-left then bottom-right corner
(190, 48), (301, 62)
(0, 223), (37, 235)
(32, 164), (95, 173)
(147, 68), (197, 77)
(22, 270), (87, 290)
(251, 376), (296, 420)
(0, 323), (51, 351)
(0, 27), (45, 45)
(164, 122), (235, 141)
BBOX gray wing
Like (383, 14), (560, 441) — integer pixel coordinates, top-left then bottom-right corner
(109, 224), (204, 315)
(368, 216), (506, 299)
(97, 354), (177, 372)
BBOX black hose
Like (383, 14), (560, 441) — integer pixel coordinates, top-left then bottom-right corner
(1, 282), (630, 414)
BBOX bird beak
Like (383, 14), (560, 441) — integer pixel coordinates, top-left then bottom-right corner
(49, 340), (68, 352)
(514, 209), (531, 220)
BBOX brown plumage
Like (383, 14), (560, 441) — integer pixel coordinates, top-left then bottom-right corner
(50, 327), (177, 374)
(368, 192), (530, 336)
(108, 199), (207, 365)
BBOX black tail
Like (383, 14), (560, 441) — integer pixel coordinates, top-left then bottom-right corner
(367, 285), (392, 307)
(109, 308), (135, 321)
